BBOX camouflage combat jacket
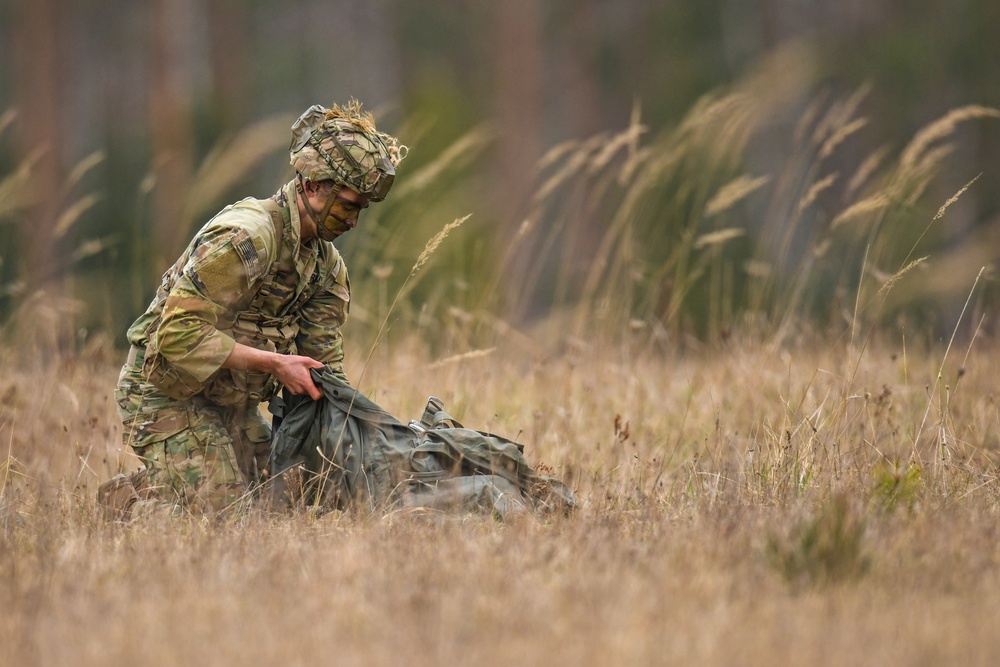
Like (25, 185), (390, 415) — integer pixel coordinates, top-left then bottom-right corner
(127, 180), (350, 405)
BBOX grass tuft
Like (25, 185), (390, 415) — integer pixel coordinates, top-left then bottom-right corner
(765, 493), (871, 588)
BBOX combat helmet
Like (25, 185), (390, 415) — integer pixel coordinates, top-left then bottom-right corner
(289, 100), (405, 202)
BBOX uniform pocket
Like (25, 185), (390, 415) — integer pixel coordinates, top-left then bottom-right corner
(142, 351), (204, 400)
(117, 362), (191, 447)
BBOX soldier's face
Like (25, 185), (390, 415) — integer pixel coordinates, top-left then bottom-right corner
(320, 187), (369, 238)
(303, 181), (369, 240)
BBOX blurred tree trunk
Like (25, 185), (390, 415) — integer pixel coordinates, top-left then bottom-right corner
(148, 0), (197, 269)
(11, 0), (68, 292)
(492, 0), (543, 215)
(492, 0), (543, 318)
(562, 2), (603, 138)
(207, 0), (250, 131)
(554, 2), (604, 306)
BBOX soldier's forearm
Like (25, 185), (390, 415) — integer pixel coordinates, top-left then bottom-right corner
(222, 342), (279, 374)
(223, 342), (324, 400)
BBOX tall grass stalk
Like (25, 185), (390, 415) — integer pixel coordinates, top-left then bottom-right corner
(355, 214), (471, 391)
(314, 215), (471, 509)
(507, 53), (1000, 349)
(914, 267), (985, 464)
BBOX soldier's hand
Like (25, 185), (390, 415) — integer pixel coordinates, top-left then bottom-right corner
(223, 343), (325, 400)
(272, 354), (325, 400)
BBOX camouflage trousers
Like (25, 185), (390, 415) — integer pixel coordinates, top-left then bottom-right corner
(114, 348), (272, 514)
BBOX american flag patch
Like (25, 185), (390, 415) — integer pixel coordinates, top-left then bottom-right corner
(232, 229), (262, 283)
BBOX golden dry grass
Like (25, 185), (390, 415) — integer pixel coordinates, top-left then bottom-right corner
(3, 325), (1000, 666)
(3, 60), (1000, 665)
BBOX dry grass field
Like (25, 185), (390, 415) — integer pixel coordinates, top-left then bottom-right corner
(4, 63), (1000, 664)
(3, 322), (1000, 666)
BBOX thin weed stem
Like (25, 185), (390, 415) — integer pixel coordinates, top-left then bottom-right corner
(914, 266), (985, 465)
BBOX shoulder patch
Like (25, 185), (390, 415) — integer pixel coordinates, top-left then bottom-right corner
(231, 228), (264, 285)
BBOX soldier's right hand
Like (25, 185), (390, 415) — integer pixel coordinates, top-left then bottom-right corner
(223, 343), (325, 401)
(272, 354), (325, 400)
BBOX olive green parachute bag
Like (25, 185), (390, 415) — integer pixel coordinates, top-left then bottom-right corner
(268, 366), (576, 518)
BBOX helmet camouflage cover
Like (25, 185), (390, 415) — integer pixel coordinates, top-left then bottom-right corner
(289, 100), (406, 202)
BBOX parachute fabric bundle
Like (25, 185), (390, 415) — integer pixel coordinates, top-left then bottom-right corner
(269, 366), (576, 518)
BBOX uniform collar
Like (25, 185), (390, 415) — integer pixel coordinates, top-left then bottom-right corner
(275, 180), (306, 263)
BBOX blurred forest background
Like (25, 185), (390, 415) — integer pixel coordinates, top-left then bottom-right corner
(2, 0), (1000, 352)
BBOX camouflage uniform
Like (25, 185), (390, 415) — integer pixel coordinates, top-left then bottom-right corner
(115, 180), (350, 513)
(103, 100), (404, 518)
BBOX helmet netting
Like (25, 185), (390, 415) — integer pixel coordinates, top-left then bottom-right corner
(289, 100), (407, 200)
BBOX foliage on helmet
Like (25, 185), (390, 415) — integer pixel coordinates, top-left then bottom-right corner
(289, 100), (406, 202)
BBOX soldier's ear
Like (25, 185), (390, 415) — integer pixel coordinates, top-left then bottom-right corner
(302, 179), (322, 198)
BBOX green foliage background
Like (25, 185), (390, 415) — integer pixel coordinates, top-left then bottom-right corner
(1, 0), (999, 349)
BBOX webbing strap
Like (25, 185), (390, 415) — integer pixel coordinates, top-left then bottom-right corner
(126, 344), (146, 368)
(246, 198), (291, 313)
(260, 197), (285, 249)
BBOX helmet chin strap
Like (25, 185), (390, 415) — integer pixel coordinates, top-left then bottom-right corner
(297, 175), (341, 241)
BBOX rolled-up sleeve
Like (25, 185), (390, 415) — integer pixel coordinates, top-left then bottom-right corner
(156, 226), (269, 382)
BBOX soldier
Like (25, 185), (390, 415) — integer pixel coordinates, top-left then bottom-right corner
(98, 101), (405, 519)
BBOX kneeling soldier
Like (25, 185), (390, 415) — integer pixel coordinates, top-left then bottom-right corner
(99, 101), (405, 519)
